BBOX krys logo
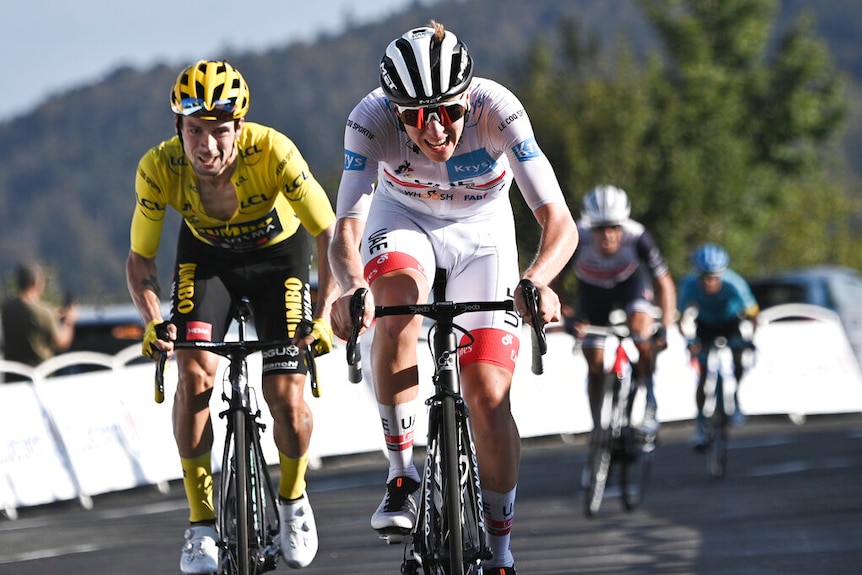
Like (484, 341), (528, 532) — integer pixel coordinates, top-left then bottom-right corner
(344, 150), (367, 171)
(446, 148), (495, 182)
(511, 137), (542, 162)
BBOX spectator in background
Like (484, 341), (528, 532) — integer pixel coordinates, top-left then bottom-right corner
(1, 262), (77, 371)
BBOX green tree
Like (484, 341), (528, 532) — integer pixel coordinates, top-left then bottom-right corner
(513, 0), (851, 289)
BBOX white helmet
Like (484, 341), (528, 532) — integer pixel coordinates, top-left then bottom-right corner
(582, 185), (631, 226)
(379, 22), (474, 106)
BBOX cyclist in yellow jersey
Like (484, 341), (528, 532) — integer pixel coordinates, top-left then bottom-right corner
(126, 60), (337, 573)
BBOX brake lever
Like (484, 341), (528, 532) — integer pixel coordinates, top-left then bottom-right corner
(346, 288), (368, 383)
(518, 279), (547, 375)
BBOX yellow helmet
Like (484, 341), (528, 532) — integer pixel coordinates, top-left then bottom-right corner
(170, 60), (250, 120)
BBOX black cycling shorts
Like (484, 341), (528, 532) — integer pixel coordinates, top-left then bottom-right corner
(575, 268), (654, 326)
(170, 223), (313, 376)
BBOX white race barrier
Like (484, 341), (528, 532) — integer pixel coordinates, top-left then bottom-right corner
(1, 304), (860, 518)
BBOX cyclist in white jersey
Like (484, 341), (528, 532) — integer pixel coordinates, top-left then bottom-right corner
(328, 21), (577, 574)
(552, 186), (675, 447)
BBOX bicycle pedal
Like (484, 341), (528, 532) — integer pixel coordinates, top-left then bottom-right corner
(377, 529), (409, 544)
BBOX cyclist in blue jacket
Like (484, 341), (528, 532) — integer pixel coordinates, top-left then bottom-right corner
(677, 243), (759, 447)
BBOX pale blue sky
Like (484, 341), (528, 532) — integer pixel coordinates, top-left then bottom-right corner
(3, 0), (423, 123)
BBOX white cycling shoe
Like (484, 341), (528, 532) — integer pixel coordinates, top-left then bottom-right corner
(278, 492), (319, 569)
(371, 476), (420, 537)
(180, 525), (219, 574)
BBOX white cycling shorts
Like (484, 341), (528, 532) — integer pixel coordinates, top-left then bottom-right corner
(362, 199), (522, 372)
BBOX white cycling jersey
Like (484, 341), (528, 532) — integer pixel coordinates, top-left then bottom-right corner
(336, 78), (568, 371)
(336, 78), (566, 223)
(571, 219), (669, 289)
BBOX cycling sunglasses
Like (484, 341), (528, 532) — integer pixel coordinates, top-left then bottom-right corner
(396, 101), (468, 129)
(177, 97), (237, 118)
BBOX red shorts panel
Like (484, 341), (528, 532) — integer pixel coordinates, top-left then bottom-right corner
(364, 251), (426, 286)
(458, 328), (520, 374)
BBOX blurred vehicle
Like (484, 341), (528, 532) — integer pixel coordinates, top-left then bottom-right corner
(748, 266), (862, 365)
(67, 303), (151, 358)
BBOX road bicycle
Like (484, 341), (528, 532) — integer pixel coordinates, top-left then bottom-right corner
(155, 298), (319, 575)
(696, 336), (747, 479)
(580, 322), (656, 518)
(345, 269), (546, 575)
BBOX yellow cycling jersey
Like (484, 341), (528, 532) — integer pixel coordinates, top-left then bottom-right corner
(131, 122), (335, 258)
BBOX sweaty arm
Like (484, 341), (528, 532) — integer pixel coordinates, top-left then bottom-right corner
(654, 271), (677, 328)
(328, 216), (373, 340)
(313, 223), (338, 321)
(126, 250), (163, 327)
(505, 123), (578, 323)
(328, 95), (383, 339)
(635, 230), (676, 327)
(520, 202), (578, 324)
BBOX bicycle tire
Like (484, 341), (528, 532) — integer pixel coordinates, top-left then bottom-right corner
(620, 428), (654, 511)
(620, 383), (654, 511)
(584, 373), (616, 518)
(233, 409), (253, 575)
(706, 375), (728, 478)
(406, 399), (483, 575)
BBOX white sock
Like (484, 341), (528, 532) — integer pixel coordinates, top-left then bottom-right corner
(482, 486), (516, 568)
(378, 401), (420, 483)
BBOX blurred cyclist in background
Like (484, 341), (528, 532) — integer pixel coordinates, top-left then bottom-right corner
(552, 185), (675, 449)
(678, 243), (759, 448)
(126, 60), (337, 572)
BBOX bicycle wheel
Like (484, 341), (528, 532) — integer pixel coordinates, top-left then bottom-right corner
(620, 427), (655, 511)
(620, 383), (655, 511)
(706, 376), (728, 478)
(220, 412), (280, 575)
(584, 373), (616, 518)
(233, 409), (253, 575)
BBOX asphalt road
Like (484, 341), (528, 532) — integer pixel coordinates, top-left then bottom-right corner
(2, 414), (861, 575)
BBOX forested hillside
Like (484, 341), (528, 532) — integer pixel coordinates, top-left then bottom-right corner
(0, 0), (860, 303)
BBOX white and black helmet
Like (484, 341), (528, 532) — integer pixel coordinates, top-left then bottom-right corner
(379, 22), (474, 106)
(582, 185), (631, 226)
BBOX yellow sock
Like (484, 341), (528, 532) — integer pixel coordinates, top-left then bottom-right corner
(278, 452), (309, 501)
(181, 453), (215, 523)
